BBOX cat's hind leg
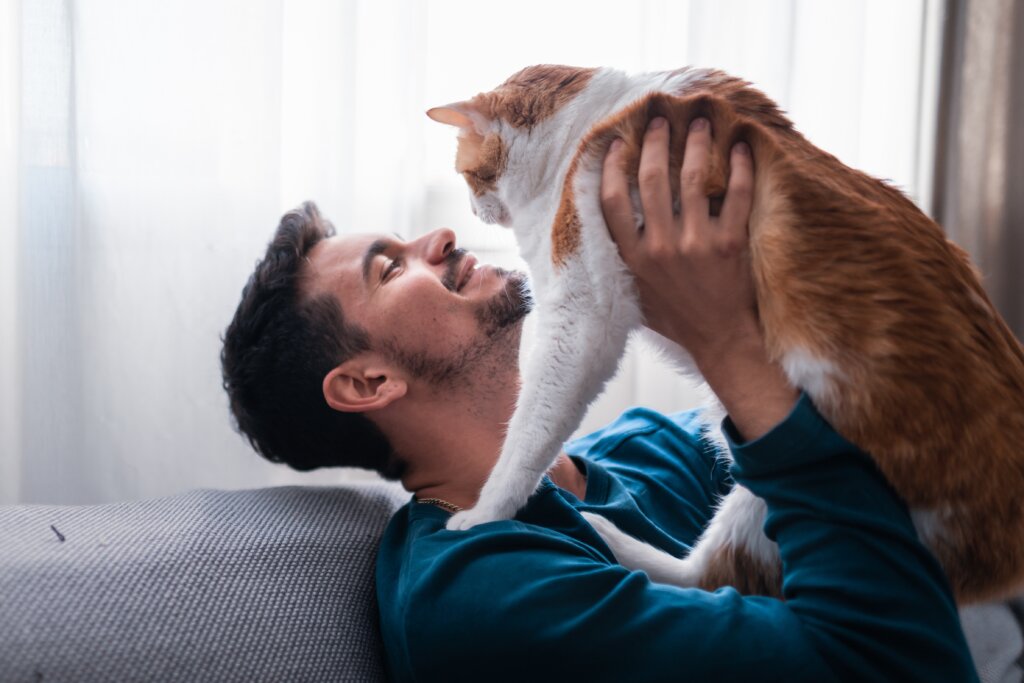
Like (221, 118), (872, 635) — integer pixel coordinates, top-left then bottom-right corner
(683, 486), (781, 596)
(586, 486), (782, 597)
(581, 512), (699, 584)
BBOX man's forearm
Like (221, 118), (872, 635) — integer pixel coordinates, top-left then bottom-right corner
(691, 324), (798, 442)
(726, 395), (979, 682)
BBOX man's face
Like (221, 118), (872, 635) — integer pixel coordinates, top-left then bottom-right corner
(304, 228), (532, 385)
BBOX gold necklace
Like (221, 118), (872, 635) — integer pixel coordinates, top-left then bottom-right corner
(416, 497), (463, 513)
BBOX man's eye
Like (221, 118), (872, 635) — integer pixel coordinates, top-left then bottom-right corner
(383, 258), (401, 280)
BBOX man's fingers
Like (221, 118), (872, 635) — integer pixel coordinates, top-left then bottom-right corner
(679, 117), (712, 235)
(637, 117), (675, 247)
(718, 141), (754, 251)
(601, 138), (639, 259)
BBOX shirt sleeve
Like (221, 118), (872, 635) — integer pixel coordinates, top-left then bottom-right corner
(723, 393), (979, 682)
(396, 395), (979, 683)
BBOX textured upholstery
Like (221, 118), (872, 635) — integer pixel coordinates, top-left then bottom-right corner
(0, 484), (408, 683)
(961, 600), (1024, 683)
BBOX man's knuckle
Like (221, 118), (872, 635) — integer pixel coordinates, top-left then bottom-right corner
(716, 236), (746, 256)
(646, 242), (671, 262)
(679, 234), (704, 255)
(638, 167), (664, 186)
(681, 168), (706, 188)
(601, 187), (627, 206)
(721, 240), (741, 255)
(730, 177), (752, 194)
(729, 182), (753, 201)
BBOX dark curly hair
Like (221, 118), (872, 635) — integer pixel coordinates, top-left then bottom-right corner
(220, 201), (405, 479)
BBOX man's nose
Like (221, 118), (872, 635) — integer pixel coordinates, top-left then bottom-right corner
(419, 228), (456, 265)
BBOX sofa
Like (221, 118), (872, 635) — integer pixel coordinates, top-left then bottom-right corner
(1, 484), (1021, 682)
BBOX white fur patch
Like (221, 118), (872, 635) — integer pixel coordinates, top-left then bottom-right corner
(781, 346), (841, 405)
(911, 506), (951, 547)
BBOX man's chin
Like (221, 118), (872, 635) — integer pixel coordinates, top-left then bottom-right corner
(477, 270), (533, 334)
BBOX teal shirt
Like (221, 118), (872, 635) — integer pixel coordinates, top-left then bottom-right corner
(376, 395), (978, 682)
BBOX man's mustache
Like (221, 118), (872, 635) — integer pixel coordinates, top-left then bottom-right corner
(441, 248), (468, 292)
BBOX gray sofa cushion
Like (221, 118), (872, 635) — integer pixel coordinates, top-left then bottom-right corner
(0, 483), (408, 683)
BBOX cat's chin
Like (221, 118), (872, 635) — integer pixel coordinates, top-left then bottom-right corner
(476, 208), (511, 227)
(472, 196), (511, 226)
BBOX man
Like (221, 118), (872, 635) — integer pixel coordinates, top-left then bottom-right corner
(221, 119), (978, 681)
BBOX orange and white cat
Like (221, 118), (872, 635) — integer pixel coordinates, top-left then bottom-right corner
(428, 65), (1024, 604)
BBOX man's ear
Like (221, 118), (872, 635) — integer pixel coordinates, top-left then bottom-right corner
(322, 359), (408, 414)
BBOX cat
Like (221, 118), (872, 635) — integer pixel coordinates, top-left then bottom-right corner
(427, 64), (1024, 604)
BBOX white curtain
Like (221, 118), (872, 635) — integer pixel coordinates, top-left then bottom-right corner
(0, 0), (942, 504)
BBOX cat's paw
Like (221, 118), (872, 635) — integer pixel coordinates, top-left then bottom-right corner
(446, 500), (518, 531)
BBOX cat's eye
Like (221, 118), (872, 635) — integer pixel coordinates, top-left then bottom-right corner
(467, 170), (495, 183)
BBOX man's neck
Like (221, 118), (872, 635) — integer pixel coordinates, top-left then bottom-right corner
(381, 374), (586, 511)
(397, 391), (514, 509)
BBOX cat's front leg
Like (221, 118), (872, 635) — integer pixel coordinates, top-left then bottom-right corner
(445, 414), (545, 528)
(448, 283), (639, 531)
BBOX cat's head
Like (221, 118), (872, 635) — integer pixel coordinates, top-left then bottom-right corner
(428, 65), (597, 227)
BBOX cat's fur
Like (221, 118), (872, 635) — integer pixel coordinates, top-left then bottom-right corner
(428, 65), (1024, 604)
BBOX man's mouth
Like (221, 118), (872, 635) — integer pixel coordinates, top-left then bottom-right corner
(456, 255), (479, 292)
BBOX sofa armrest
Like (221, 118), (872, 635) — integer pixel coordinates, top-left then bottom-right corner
(0, 483), (407, 682)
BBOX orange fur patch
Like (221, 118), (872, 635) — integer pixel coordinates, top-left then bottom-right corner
(700, 543), (782, 598)
(457, 133), (508, 197)
(472, 65), (597, 129)
(552, 193), (582, 265)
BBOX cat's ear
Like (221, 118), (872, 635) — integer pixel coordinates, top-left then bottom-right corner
(428, 102), (503, 179)
(426, 104), (476, 130)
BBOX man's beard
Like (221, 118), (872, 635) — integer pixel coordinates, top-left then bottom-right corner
(384, 251), (533, 386)
(474, 268), (532, 336)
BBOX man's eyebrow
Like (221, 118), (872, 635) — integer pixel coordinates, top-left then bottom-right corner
(362, 239), (391, 284)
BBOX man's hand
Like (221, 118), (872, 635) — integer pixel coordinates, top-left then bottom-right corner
(601, 116), (797, 441)
(601, 116), (757, 362)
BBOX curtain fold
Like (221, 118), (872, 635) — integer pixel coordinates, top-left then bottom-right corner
(933, 0), (1024, 339)
(19, 0), (88, 502)
(1, 0), (21, 502)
